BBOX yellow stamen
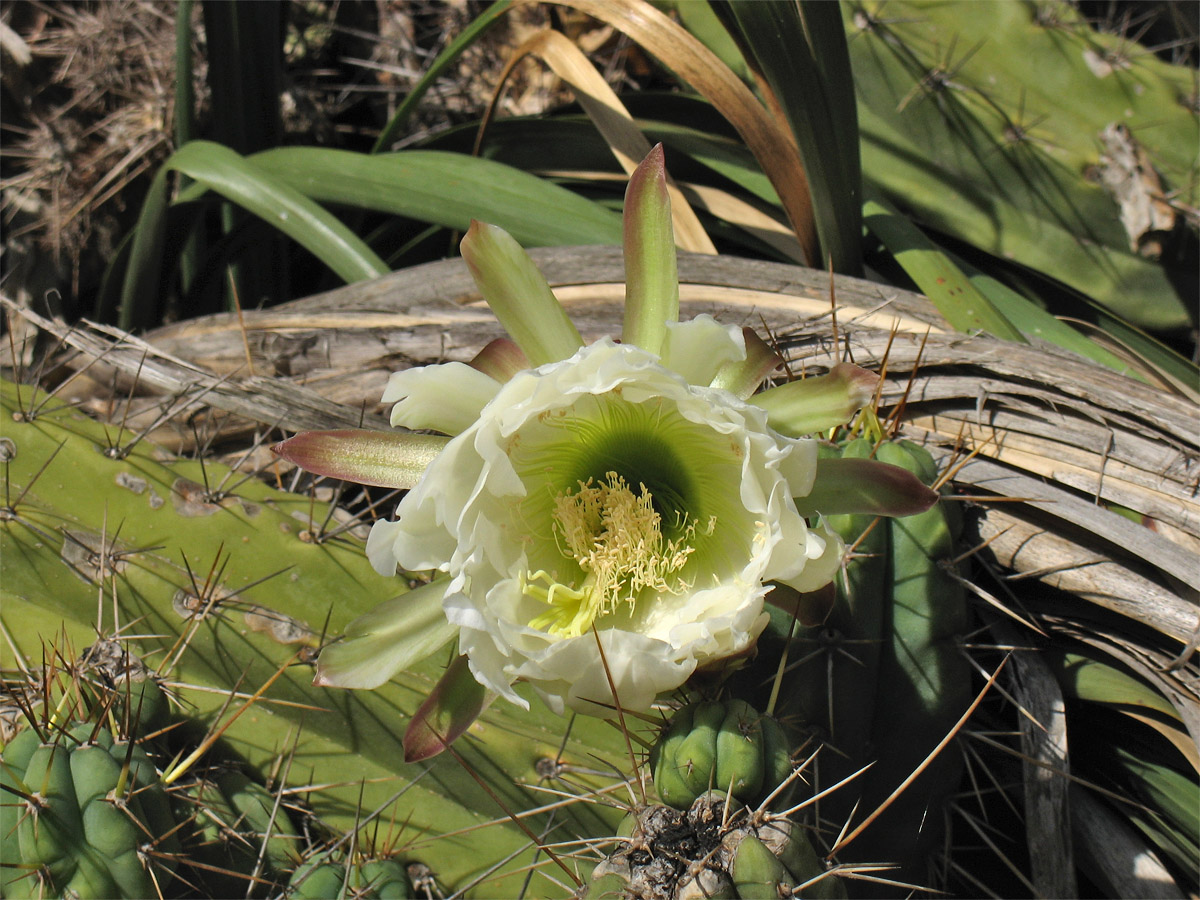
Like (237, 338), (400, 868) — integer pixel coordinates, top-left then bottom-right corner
(527, 472), (698, 637)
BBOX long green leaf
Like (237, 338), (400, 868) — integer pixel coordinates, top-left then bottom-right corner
(716, 0), (863, 274)
(652, 0), (753, 84)
(251, 147), (625, 247)
(200, 1), (286, 316)
(173, 0), (203, 297)
(201, 1), (282, 154)
(373, 0), (513, 153)
(951, 250), (1143, 377)
(120, 141), (388, 330)
(119, 164), (172, 331)
(864, 195), (1026, 342)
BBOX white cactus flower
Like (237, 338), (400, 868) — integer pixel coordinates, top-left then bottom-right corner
(273, 146), (932, 756)
(366, 329), (839, 714)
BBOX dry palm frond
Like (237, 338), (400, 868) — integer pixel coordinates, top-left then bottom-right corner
(4, 247), (1197, 894)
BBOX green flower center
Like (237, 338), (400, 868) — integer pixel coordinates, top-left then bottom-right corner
(524, 472), (704, 637)
(509, 391), (752, 638)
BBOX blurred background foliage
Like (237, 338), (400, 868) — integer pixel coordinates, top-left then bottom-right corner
(1, 0), (1196, 376)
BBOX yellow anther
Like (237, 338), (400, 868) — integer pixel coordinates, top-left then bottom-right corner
(523, 472), (703, 637)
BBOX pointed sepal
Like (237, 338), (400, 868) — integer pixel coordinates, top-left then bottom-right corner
(622, 144), (679, 356)
(272, 429), (448, 489)
(313, 579), (458, 689)
(750, 363), (879, 437)
(403, 653), (495, 762)
(792, 457), (939, 518)
(461, 221), (583, 367)
(469, 337), (530, 382)
(709, 327), (783, 398)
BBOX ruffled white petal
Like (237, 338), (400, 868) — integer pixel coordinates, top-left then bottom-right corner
(515, 630), (696, 716)
(777, 520), (845, 593)
(660, 315), (746, 387)
(383, 362), (501, 436)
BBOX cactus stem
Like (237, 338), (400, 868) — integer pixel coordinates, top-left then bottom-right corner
(828, 657), (1007, 857)
(753, 746), (817, 817)
(440, 739), (584, 888)
(163, 653), (300, 786)
(4, 436), (66, 514)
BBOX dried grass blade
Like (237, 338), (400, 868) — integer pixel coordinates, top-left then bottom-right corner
(536, 0), (816, 265)
(480, 28), (715, 254)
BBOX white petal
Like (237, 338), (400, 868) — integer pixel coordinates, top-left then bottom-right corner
(778, 436), (819, 498)
(517, 630), (696, 715)
(366, 518), (405, 575)
(383, 362), (500, 436)
(660, 315), (747, 387)
(450, 601), (528, 709)
(777, 520), (845, 593)
(384, 429), (493, 571)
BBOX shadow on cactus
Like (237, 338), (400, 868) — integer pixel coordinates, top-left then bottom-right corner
(0, 368), (643, 896)
(273, 146), (937, 762)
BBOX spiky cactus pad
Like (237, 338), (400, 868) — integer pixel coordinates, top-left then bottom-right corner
(0, 377), (631, 897)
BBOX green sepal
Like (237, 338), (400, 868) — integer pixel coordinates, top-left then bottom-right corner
(460, 220), (584, 367)
(792, 457), (939, 518)
(622, 144), (679, 357)
(272, 429), (449, 490)
(751, 364), (878, 438)
(314, 578), (458, 690)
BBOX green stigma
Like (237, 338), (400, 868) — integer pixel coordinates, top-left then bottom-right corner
(526, 472), (700, 637)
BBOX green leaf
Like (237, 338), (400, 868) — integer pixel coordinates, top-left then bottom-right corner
(951, 257), (1139, 376)
(252, 147), (625, 247)
(717, 0), (863, 274)
(120, 141), (388, 330)
(1052, 653), (1179, 721)
(864, 195), (1026, 342)
(651, 1), (753, 84)
(373, 0), (513, 153)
